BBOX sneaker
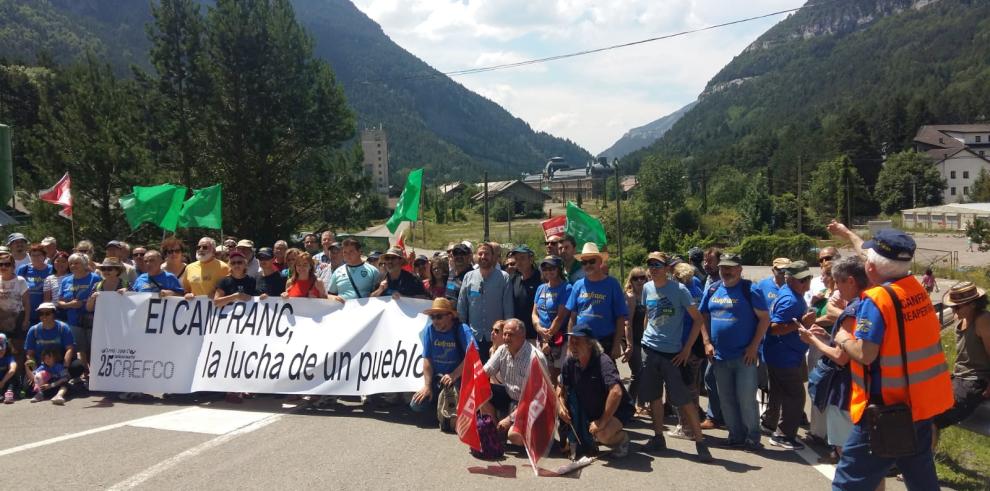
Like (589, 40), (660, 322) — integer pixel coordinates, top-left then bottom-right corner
(696, 441), (714, 463)
(699, 419), (719, 430)
(642, 435), (667, 452)
(665, 425), (695, 441)
(768, 435), (805, 450)
(51, 395), (65, 405)
(760, 422), (776, 435)
(611, 432), (630, 458)
(31, 392), (44, 403)
(3, 389), (13, 404)
(744, 440), (765, 452)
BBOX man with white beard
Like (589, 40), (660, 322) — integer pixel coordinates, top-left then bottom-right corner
(182, 237), (230, 299)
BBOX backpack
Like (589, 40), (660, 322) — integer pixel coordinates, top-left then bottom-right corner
(471, 413), (505, 459)
(436, 385), (459, 432)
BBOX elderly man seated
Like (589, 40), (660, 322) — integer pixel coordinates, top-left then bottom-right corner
(558, 324), (634, 459)
(411, 298), (475, 431)
(480, 318), (548, 445)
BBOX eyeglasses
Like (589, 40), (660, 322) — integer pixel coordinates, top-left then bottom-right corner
(818, 256), (833, 263)
(165, 249), (183, 254)
(646, 262), (665, 269)
(580, 259), (598, 266)
(632, 276), (648, 281)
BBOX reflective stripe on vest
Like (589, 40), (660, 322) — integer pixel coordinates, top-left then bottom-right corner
(848, 276), (953, 424)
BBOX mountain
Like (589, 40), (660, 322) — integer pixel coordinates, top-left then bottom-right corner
(0, 0), (590, 184)
(598, 101), (697, 160)
(624, 0), (990, 191)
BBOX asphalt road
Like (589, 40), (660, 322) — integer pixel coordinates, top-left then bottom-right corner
(2, 379), (910, 490)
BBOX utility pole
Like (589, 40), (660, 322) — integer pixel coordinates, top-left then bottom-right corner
(846, 168), (852, 225)
(613, 158), (624, 282)
(912, 177), (917, 208)
(797, 157), (803, 233)
(507, 198), (512, 242)
(483, 172), (490, 242)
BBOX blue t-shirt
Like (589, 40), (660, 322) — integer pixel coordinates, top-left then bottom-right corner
(35, 362), (66, 380)
(534, 282), (572, 329)
(700, 280), (768, 361)
(17, 263), (53, 320)
(855, 295), (887, 398)
(24, 321), (75, 363)
(565, 276), (629, 339)
(766, 284), (810, 368)
(641, 280), (694, 354)
(327, 263), (380, 300)
(0, 353), (14, 370)
(756, 276), (783, 310)
(132, 271), (185, 294)
(681, 281), (704, 347)
(420, 322), (475, 375)
(59, 273), (100, 327)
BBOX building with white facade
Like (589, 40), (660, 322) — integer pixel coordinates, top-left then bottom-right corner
(360, 126), (389, 195)
(901, 202), (990, 231)
(913, 124), (990, 203)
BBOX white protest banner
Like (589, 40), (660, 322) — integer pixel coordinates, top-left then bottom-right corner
(90, 293), (433, 395)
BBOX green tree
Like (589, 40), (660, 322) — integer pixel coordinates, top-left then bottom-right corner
(634, 156), (686, 249)
(807, 156), (871, 222)
(143, 0), (211, 190)
(970, 168), (990, 203)
(28, 55), (151, 245)
(874, 151), (944, 214)
(739, 172), (773, 235)
(203, 0), (356, 244)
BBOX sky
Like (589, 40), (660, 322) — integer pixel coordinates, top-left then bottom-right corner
(350, 0), (808, 155)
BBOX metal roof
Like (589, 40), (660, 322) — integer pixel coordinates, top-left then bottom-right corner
(902, 203), (990, 214)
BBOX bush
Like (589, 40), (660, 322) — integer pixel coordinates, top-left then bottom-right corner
(735, 233), (817, 265)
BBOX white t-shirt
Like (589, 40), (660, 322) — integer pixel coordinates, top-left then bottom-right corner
(0, 276), (29, 312)
(14, 255), (30, 272)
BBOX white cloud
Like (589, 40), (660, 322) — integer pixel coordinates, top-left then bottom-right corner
(351, 0), (807, 153)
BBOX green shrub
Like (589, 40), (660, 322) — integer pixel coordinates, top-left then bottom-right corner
(735, 233), (817, 265)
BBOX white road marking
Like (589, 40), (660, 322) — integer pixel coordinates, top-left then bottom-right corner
(107, 412), (284, 490)
(128, 407), (276, 435)
(794, 442), (836, 481)
(0, 407), (199, 458)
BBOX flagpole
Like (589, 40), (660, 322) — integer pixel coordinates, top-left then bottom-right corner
(70, 214), (77, 246)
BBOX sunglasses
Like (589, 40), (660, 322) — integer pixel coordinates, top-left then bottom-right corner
(646, 262), (665, 269)
(632, 276), (648, 281)
(819, 256), (834, 263)
(429, 313), (448, 320)
(580, 259), (598, 266)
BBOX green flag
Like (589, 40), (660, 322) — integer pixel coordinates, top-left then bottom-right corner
(0, 124), (13, 207)
(386, 168), (423, 234)
(118, 184), (187, 232)
(178, 184), (222, 229)
(565, 201), (607, 249)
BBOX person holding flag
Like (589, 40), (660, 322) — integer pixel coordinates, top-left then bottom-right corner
(558, 324), (634, 459)
(480, 319), (548, 446)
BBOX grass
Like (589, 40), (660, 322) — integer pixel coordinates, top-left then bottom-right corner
(404, 212), (546, 251)
(934, 324), (990, 490)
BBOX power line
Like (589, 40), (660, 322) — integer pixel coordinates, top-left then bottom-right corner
(360, 2), (826, 84)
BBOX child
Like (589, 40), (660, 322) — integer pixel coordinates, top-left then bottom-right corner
(28, 346), (69, 405)
(0, 333), (17, 403)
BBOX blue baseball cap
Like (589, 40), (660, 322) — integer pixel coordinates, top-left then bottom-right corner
(568, 324), (594, 338)
(863, 229), (915, 261)
(508, 245), (534, 257)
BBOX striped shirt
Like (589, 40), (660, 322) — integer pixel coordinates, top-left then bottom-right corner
(483, 342), (547, 402)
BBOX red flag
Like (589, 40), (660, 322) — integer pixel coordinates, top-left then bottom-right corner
(512, 356), (558, 475)
(394, 232), (415, 272)
(456, 343), (491, 451)
(541, 215), (566, 240)
(38, 172), (72, 219)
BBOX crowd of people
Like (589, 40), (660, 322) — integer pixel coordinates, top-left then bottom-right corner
(0, 222), (987, 490)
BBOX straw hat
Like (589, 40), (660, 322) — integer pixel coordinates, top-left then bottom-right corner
(943, 281), (986, 307)
(97, 257), (125, 270)
(424, 298), (458, 316)
(576, 242), (608, 262)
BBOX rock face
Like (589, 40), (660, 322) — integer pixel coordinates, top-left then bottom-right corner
(598, 101), (698, 160)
